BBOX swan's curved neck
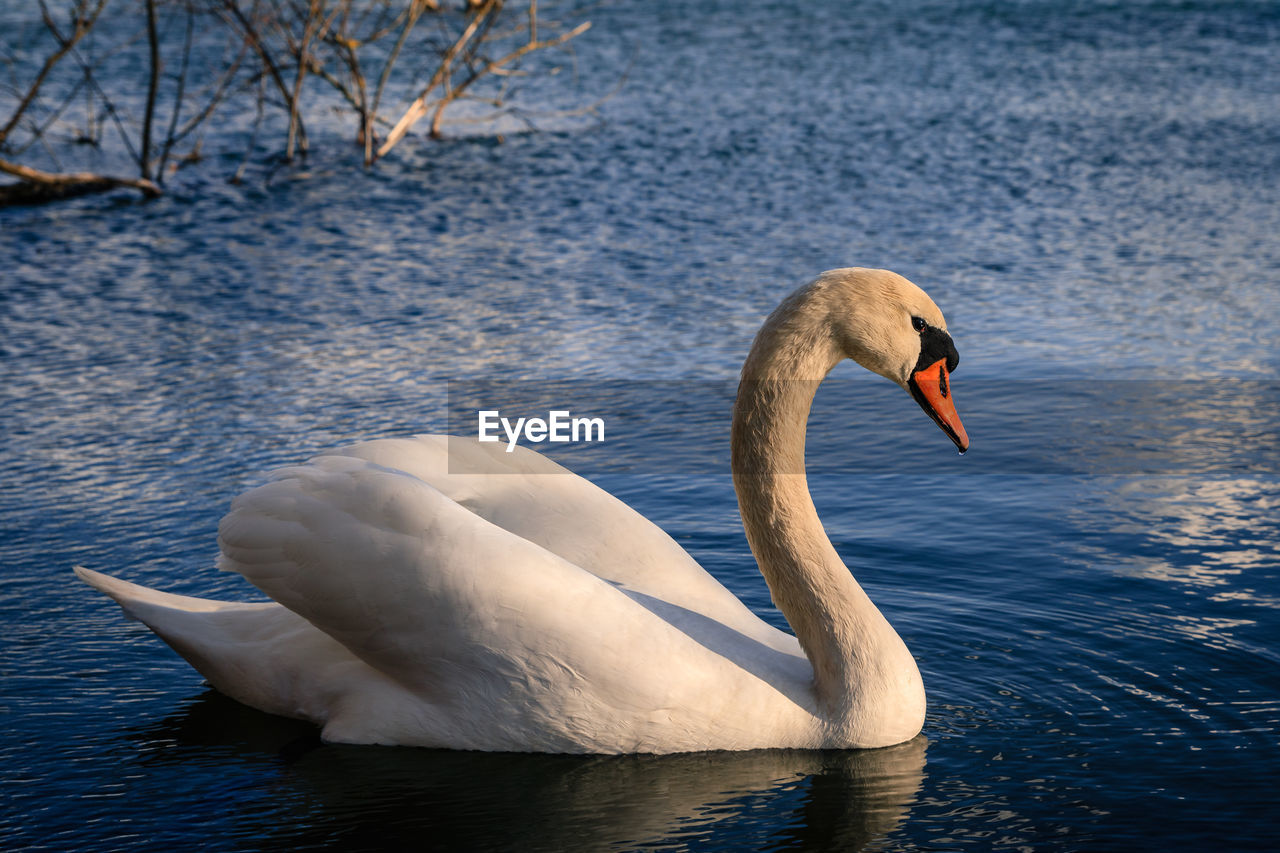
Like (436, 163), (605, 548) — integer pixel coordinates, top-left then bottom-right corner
(731, 293), (919, 731)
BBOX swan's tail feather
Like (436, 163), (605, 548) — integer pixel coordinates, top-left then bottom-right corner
(73, 566), (245, 618)
(72, 566), (360, 723)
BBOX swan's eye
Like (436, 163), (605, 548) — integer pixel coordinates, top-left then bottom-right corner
(911, 316), (927, 332)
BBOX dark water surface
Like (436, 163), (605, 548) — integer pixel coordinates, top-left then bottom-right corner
(3, 0), (1279, 850)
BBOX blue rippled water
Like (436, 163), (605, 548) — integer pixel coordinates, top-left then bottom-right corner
(3, 0), (1278, 850)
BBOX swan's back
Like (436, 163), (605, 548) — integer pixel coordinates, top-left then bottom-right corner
(323, 436), (791, 653)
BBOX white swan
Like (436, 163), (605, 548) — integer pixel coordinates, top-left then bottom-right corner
(77, 268), (968, 754)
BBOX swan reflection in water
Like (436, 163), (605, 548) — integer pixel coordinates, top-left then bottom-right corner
(135, 690), (928, 851)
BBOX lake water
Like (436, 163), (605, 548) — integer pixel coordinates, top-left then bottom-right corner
(3, 0), (1279, 849)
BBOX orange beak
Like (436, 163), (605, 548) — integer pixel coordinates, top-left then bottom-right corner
(908, 357), (969, 453)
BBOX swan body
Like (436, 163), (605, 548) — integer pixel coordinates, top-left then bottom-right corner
(78, 268), (967, 754)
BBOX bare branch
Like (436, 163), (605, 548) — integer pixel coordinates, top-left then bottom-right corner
(0, 155), (161, 203)
(219, 0), (309, 152)
(285, 0), (320, 161)
(170, 36), (249, 147)
(428, 19), (591, 140)
(0, 0), (108, 147)
(370, 0), (432, 121)
(69, 57), (144, 165)
(140, 0), (160, 179)
(232, 71), (266, 184)
(9, 72), (89, 155)
(156, 3), (195, 180)
(2, 0), (602, 203)
(376, 0), (502, 159)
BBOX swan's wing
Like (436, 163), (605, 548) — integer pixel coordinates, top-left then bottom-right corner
(216, 453), (813, 751)
(72, 567), (417, 726)
(320, 435), (793, 652)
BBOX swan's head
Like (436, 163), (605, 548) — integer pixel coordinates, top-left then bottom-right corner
(817, 268), (969, 453)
